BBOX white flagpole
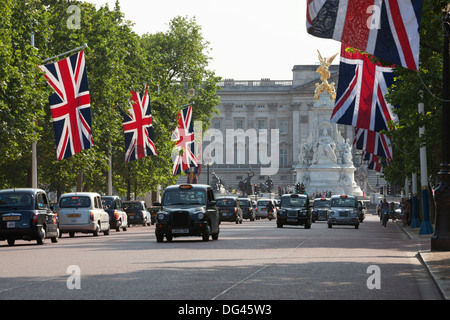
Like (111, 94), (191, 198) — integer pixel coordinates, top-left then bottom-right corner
(42, 43), (88, 64)
(31, 24), (37, 189)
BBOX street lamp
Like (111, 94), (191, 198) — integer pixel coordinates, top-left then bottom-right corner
(431, 6), (450, 251)
(204, 156), (213, 186)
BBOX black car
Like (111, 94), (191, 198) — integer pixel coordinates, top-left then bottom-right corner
(123, 200), (151, 226)
(238, 198), (256, 221)
(217, 196), (243, 224)
(102, 195), (128, 232)
(312, 197), (331, 222)
(277, 194), (312, 229)
(154, 184), (220, 242)
(0, 188), (59, 246)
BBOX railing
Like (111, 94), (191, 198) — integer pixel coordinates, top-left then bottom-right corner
(218, 79), (293, 87)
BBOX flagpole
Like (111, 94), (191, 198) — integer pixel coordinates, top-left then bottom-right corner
(418, 102), (433, 234)
(31, 24), (37, 189)
(42, 43), (88, 63)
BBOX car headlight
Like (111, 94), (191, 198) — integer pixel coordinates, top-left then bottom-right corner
(197, 212), (205, 220)
(157, 213), (166, 220)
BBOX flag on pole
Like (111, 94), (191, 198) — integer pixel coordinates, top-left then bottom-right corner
(39, 50), (93, 160)
(331, 44), (398, 133)
(353, 127), (392, 160)
(306, 0), (423, 71)
(172, 105), (198, 176)
(121, 88), (157, 162)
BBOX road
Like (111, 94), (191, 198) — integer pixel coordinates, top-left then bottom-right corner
(0, 214), (442, 302)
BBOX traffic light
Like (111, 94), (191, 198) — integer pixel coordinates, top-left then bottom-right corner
(295, 183), (301, 194)
(254, 184), (258, 195)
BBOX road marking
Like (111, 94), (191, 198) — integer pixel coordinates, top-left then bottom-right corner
(211, 237), (312, 300)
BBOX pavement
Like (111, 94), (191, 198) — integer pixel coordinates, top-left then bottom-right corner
(398, 221), (450, 300)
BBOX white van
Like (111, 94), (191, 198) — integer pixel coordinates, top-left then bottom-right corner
(58, 192), (110, 237)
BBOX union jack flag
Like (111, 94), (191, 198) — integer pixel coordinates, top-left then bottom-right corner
(306, 0), (423, 70)
(354, 127), (392, 160)
(122, 88), (157, 162)
(362, 151), (385, 173)
(331, 44), (398, 133)
(39, 50), (93, 160)
(172, 105), (198, 176)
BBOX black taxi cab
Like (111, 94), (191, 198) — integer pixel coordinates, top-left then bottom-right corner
(154, 184), (220, 242)
(0, 188), (59, 246)
(328, 195), (360, 229)
(277, 194), (312, 229)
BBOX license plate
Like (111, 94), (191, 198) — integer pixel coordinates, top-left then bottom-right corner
(172, 229), (189, 234)
(287, 219), (297, 222)
(261, 208), (267, 211)
(129, 216), (134, 219)
(3, 216), (20, 221)
(7, 221), (15, 228)
(67, 214), (81, 218)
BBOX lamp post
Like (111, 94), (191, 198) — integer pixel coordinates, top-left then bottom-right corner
(431, 7), (450, 250)
(204, 156), (213, 186)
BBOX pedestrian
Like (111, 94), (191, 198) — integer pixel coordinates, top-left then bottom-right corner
(389, 201), (395, 222)
(401, 198), (410, 227)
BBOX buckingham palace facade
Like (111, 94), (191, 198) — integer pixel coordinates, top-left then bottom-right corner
(178, 64), (380, 195)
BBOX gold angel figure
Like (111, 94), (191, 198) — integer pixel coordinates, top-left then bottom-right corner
(314, 50), (338, 101)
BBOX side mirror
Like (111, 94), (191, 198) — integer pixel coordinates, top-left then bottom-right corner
(153, 202), (161, 206)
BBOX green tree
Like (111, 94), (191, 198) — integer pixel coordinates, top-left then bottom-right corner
(383, 0), (447, 189)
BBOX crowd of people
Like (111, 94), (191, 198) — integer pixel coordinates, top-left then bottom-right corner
(377, 198), (410, 227)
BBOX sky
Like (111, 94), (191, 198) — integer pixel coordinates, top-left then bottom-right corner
(85, 0), (341, 80)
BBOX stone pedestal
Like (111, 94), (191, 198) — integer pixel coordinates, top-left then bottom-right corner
(294, 91), (363, 197)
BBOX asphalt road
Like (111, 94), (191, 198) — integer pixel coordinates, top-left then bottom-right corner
(0, 214), (442, 301)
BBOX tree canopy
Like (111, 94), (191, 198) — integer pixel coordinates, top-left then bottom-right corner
(0, 0), (221, 198)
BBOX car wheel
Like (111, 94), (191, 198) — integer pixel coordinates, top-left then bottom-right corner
(277, 222), (283, 228)
(202, 226), (210, 241)
(104, 225), (110, 235)
(51, 228), (60, 243)
(7, 239), (15, 246)
(328, 224), (332, 228)
(156, 234), (164, 242)
(69, 232), (75, 238)
(93, 223), (99, 236)
(36, 227), (45, 245)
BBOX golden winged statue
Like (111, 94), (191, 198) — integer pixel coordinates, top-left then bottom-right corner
(314, 50), (338, 101)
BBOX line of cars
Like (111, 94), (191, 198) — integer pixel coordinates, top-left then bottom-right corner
(0, 188), (156, 246)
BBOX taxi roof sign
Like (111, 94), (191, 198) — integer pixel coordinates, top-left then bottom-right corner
(179, 185), (193, 190)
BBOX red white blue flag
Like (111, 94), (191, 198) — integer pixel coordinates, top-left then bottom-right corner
(172, 105), (198, 176)
(122, 88), (157, 162)
(331, 44), (398, 133)
(354, 127), (392, 160)
(306, 0), (423, 71)
(39, 50), (94, 160)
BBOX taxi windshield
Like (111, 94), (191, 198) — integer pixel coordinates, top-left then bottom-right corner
(238, 199), (250, 207)
(163, 189), (206, 206)
(314, 199), (330, 208)
(331, 197), (357, 207)
(217, 199), (234, 207)
(281, 197), (306, 207)
(124, 202), (144, 210)
(0, 192), (34, 210)
(60, 196), (91, 208)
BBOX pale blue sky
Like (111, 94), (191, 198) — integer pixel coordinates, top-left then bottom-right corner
(85, 0), (341, 80)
